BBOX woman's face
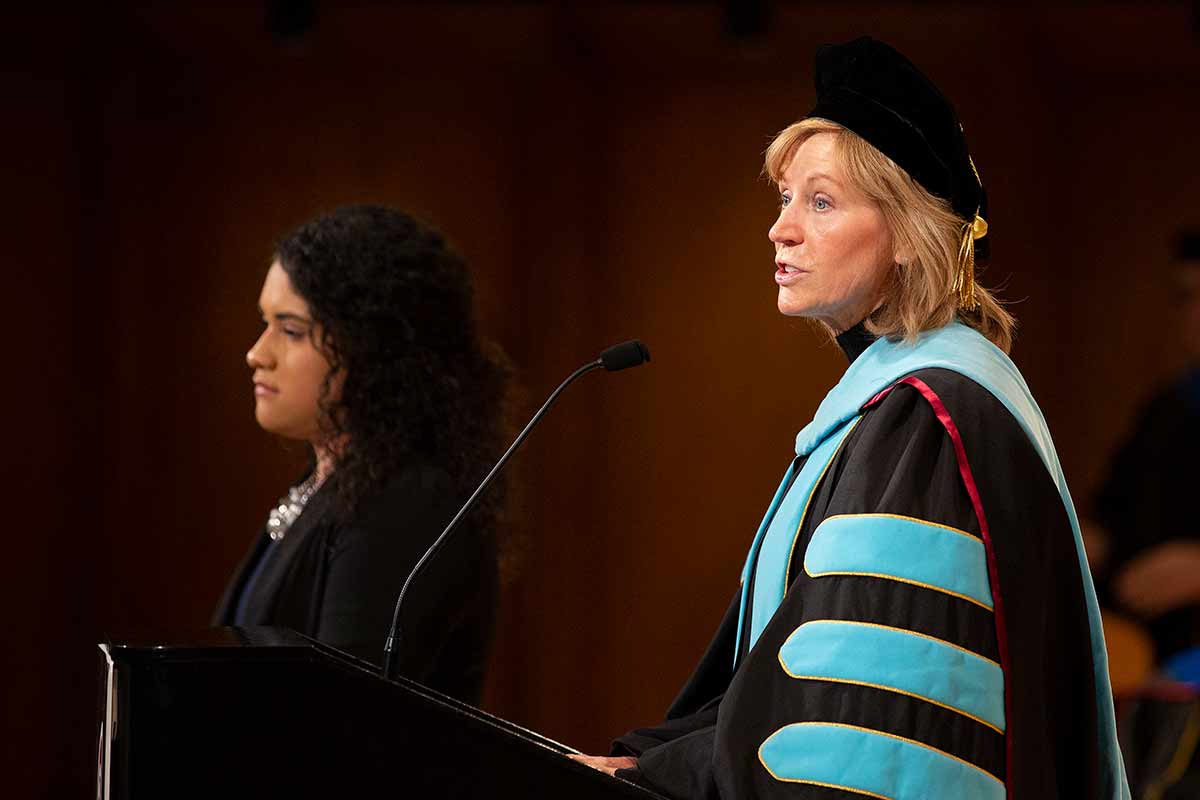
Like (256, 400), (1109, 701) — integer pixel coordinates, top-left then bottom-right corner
(769, 132), (896, 333)
(246, 261), (335, 443)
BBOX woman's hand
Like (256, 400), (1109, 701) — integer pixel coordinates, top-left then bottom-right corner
(567, 754), (638, 776)
(1115, 539), (1200, 617)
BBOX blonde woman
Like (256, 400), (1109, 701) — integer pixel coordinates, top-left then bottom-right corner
(573, 37), (1129, 800)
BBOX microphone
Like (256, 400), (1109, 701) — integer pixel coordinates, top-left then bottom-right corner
(381, 339), (651, 681)
(599, 340), (651, 372)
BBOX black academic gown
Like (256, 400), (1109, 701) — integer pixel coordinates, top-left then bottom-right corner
(213, 463), (497, 705)
(611, 327), (1103, 799)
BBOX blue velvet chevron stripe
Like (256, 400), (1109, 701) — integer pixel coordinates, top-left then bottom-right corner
(760, 722), (1006, 800)
(778, 620), (1005, 732)
(805, 514), (994, 610)
(734, 417), (859, 663)
(783, 323), (1129, 798)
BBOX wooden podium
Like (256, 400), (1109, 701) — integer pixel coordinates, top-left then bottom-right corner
(96, 627), (665, 799)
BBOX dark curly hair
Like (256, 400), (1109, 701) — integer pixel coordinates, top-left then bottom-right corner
(274, 205), (511, 530)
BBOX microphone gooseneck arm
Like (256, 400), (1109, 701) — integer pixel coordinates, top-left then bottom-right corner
(381, 342), (649, 682)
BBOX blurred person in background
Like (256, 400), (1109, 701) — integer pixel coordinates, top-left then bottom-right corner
(1089, 234), (1200, 800)
(213, 205), (510, 704)
(1094, 233), (1200, 679)
(573, 37), (1129, 799)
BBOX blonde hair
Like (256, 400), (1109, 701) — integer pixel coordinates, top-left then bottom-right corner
(764, 118), (1015, 353)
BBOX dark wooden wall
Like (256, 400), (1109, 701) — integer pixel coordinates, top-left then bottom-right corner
(5, 3), (1198, 796)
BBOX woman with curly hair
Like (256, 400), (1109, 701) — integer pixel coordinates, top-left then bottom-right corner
(213, 205), (510, 704)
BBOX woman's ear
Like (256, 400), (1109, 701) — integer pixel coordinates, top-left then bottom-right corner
(892, 241), (914, 269)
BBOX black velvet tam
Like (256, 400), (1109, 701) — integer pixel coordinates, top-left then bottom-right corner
(807, 36), (989, 256)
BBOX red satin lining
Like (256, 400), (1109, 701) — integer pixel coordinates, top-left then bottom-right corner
(864, 376), (1013, 795)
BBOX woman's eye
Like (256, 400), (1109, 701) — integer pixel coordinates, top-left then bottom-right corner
(282, 328), (306, 340)
(780, 193), (792, 209)
(813, 195), (831, 211)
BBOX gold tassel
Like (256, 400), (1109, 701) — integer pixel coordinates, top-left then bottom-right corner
(955, 214), (988, 311)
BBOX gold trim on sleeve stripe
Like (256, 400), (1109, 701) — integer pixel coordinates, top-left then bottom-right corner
(755, 763), (895, 800)
(758, 721), (1006, 787)
(774, 668), (1004, 734)
(802, 567), (994, 611)
(789, 619), (1000, 666)
(818, 512), (981, 541)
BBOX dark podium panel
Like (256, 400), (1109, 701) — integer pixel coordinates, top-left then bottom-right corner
(97, 627), (665, 799)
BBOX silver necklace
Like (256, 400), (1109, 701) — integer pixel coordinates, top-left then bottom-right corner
(266, 473), (323, 541)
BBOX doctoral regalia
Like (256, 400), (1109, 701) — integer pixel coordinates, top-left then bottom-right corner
(612, 323), (1130, 800)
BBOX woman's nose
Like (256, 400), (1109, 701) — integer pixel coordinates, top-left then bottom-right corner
(246, 330), (273, 370)
(769, 207), (802, 247)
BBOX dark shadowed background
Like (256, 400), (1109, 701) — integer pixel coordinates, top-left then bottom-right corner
(3, 2), (1198, 795)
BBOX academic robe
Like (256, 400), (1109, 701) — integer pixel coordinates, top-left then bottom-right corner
(612, 323), (1130, 800)
(213, 463), (497, 705)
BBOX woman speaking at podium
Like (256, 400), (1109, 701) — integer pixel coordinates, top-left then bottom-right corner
(213, 205), (510, 704)
(575, 38), (1130, 799)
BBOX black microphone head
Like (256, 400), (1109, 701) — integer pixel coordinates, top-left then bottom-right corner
(599, 340), (651, 371)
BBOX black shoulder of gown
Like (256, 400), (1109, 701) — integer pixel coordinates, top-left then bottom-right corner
(614, 367), (1101, 799)
(214, 464), (498, 705)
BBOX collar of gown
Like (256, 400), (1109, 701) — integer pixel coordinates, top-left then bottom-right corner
(835, 321), (876, 364)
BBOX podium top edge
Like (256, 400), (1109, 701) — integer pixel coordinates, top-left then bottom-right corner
(100, 625), (318, 652)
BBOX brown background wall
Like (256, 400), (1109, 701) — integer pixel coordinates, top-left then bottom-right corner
(4, 3), (1199, 796)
